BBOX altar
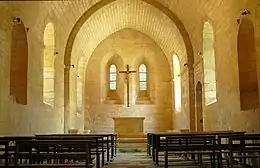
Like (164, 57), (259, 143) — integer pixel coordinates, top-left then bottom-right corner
(113, 117), (145, 134)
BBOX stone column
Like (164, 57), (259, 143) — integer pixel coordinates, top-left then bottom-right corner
(188, 65), (196, 132)
(64, 65), (70, 133)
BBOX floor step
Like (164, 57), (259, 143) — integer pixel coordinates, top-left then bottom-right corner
(117, 142), (147, 152)
(117, 133), (146, 138)
(117, 138), (147, 143)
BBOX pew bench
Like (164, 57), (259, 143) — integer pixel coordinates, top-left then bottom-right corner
(164, 134), (217, 168)
(34, 135), (103, 167)
(0, 136), (102, 168)
(0, 140), (9, 167)
(35, 133), (116, 165)
(215, 131), (245, 167)
(226, 134), (260, 168)
(150, 132), (217, 167)
(148, 131), (246, 168)
(9, 139), (96, 167)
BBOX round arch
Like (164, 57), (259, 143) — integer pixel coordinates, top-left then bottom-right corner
(64, 0), (194, 65)
(237, 17), (259, 110)
(63, 0), (195, 132)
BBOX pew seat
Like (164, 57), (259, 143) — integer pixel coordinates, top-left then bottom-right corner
(226, 134), (260, 167)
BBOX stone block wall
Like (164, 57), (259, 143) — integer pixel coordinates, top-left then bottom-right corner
(0, 0), (259, 135)
(84, 29), (173, 133)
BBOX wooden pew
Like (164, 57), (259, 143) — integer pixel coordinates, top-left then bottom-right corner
(148, 131), (246, 167)
(13, 139), (96, 167)
(147, 133), (152, 156)
(0, 137), (97, 167)
(0, 140), (10, 167)
(215, 131), (245, 167)
(77, 133), (117, 161)
(150, 132), (216, 167)
(165, 134), (217, 168)
(34, 134), (103, 167)
(0, 136), (35, 167)
(35, 133), (116, 166)
(36, 133), (117, 160)
(227, 133), (260, 168)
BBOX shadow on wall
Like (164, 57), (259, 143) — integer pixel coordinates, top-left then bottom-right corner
(8, 102), (64, 135)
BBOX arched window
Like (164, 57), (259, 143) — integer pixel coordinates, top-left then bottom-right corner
(139, 64), (147, 91)
(203, 22), (217, 106)
(173, 54), (181, 112)
(237, 18), (259, 110)
(109, 64), (117, 90)
(43, 23), (55, 106)
(10, 19), (28, 105)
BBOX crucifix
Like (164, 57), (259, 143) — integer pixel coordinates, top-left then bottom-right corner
(119, 64), (137, 107)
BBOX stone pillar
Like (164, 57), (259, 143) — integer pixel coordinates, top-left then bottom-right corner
(189, 65), (196, 132)
(64, 66), (70, 133)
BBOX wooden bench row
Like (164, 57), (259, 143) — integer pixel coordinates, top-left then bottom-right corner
(0, 133), (117, 168)
(147, 131), (260, 168)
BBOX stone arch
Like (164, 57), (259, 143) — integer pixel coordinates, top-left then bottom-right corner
(64, 0), (193, 65)
(173, 54), (181, 113)
(64, 0), (195, 132)
(43, 22), (55, 106)
(196, 81), (203, 132)
(237, 18), (259, 110)
(203, 22), (217, 106)
(10, 19), (28, 105)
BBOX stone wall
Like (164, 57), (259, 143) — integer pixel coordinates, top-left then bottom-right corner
(85, 29), (173, 133)
(0, 0), (259, 135)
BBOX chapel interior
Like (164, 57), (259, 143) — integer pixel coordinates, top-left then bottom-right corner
(0, 0), (260, 167)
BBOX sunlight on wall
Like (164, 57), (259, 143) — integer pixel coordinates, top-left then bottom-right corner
(43, 23), (55, 106)
(173, 54), (181, 113)
(203, 22), (217, 106)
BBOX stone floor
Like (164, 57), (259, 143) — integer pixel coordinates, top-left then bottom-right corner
(104, 152), (202, 168)
(103, 151), (248, 168)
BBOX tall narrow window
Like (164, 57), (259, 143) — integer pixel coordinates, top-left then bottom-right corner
(203, 22), (217, 106)
(173, 54), (181, 112)
(237, 18), (259, 110)
(43, 23), (55, 106)
(10, 19), (28, 105)
(139, 64), (147, 91)
(109, 64), (117, 90)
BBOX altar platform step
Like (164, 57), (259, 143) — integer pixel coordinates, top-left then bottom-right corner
(103, 99), (123, 104)
(117, 137), (147, 143)
(116, 133), (146, 139)
(117, 142), (147, 152)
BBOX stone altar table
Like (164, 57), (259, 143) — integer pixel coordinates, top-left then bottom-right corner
(113, 117), (145, 134)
